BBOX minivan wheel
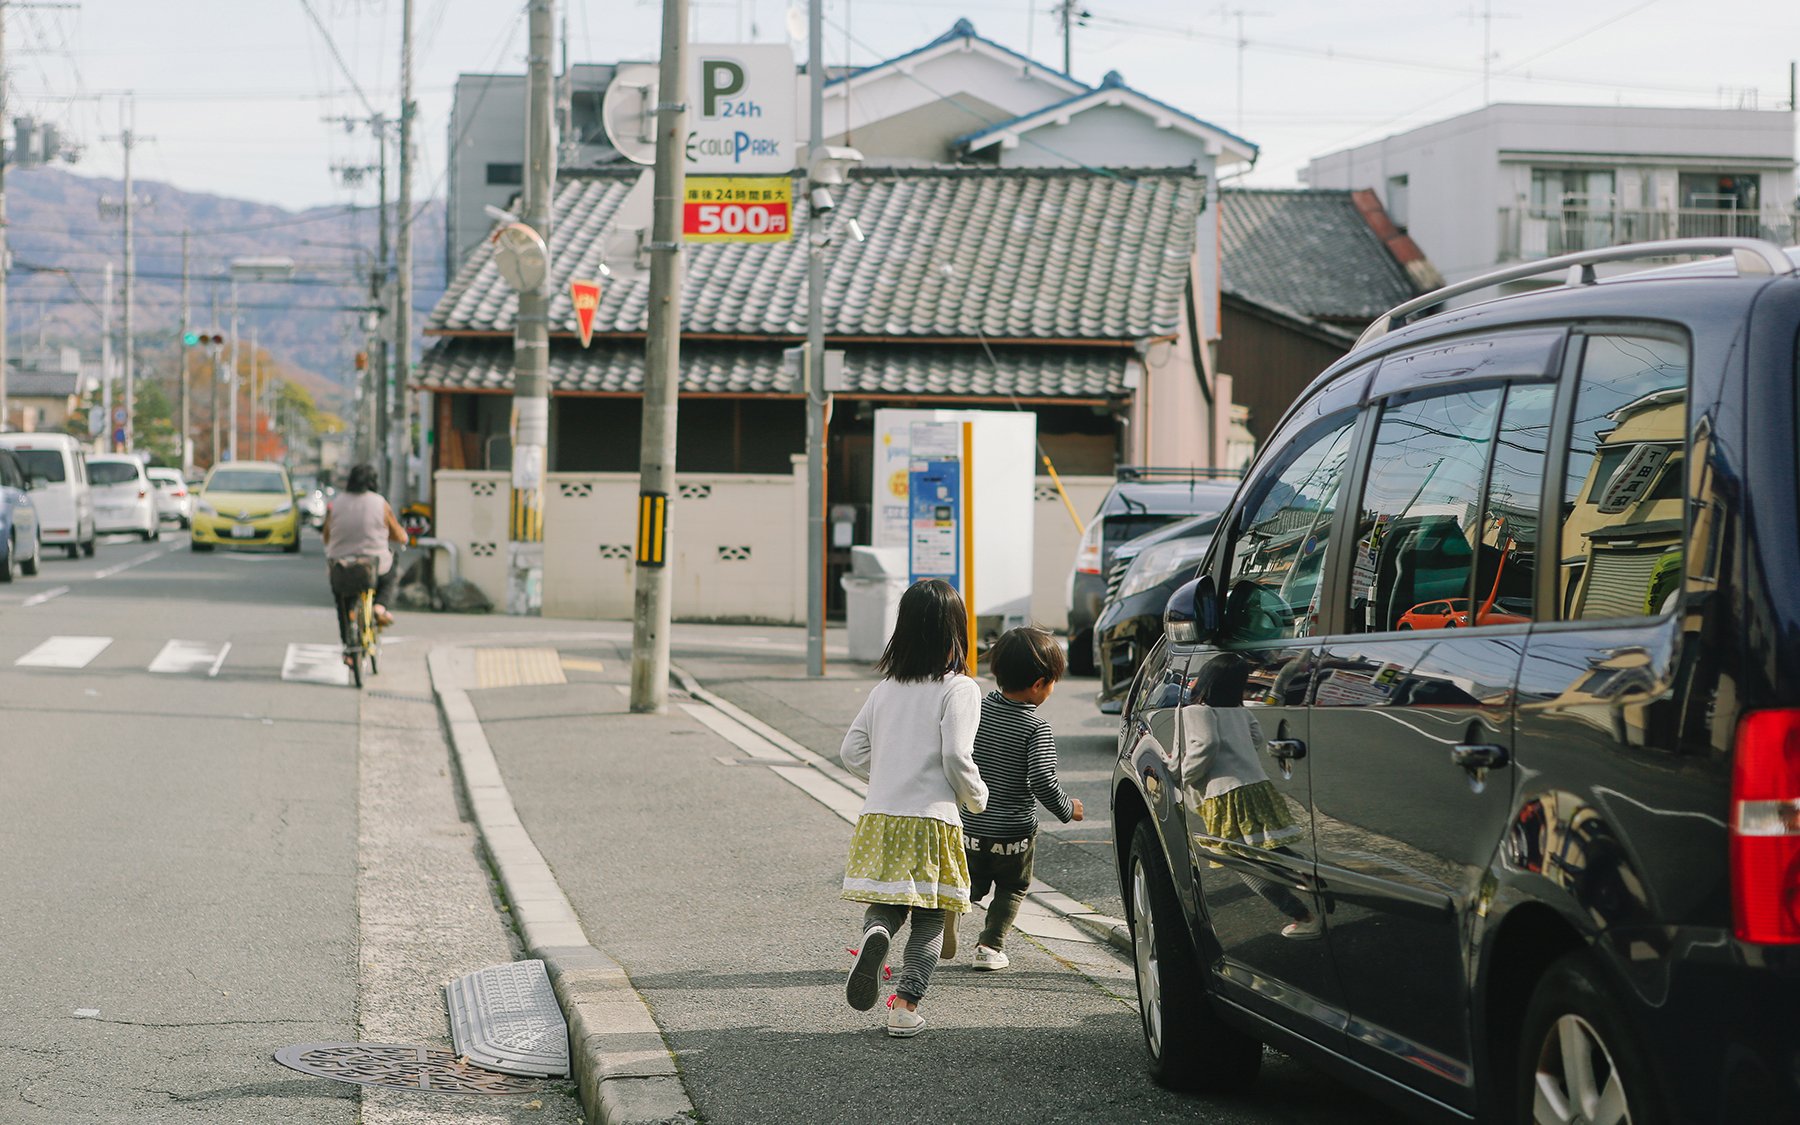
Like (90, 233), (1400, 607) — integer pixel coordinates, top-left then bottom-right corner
(20, 531), (40, 576)
(1128, 819), (1261, 1092)
(0, 531), (14, 583)
(81, 528), (95, 557)
(1518, 954), (1662, 1125)
(65, 542), (80, 559)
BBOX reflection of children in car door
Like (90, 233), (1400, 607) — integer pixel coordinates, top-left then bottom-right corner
(1180, 679), (1321, 939)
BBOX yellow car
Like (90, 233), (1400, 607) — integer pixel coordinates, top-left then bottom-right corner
(190, 461), (302, 553)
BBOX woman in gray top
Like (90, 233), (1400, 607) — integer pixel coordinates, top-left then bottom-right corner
(321, 463), (407, 638)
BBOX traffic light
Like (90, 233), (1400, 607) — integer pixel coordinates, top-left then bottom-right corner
(183, 331), (199, 346)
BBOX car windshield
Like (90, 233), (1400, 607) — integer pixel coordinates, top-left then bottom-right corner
(151, 477), (180, 490)
(12, 449), (65, 482)
(88, 461), (141, 486)
(208, 470), (287, 494)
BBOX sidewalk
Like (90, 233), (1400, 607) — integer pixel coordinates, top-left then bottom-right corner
(427, 628), (1154, 1125)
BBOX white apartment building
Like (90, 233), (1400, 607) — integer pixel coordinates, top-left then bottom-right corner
(1305, 103), (1797, 289)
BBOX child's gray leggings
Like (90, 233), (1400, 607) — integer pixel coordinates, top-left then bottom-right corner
(862, 904), (945, 1003)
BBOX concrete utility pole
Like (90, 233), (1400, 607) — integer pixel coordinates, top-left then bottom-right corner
(228, 279), (239, 462)
(101, 263), (112, 451)
(508, 0), (557, 618)
(804, 0), (827, 678)
(628, 0), (687, 712)
(247, 326), (258, 459)
(121, 106), (135, 452)
(210, 284), (220, 468)
(1, 4), (9, 432)
(180, 231), (190, 474)
(392, 0), (415, 510)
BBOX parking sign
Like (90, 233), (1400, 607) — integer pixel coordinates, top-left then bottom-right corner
(686, 45), (796, 175)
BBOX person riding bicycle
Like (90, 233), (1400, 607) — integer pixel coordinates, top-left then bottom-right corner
(321, 463), (407, 647)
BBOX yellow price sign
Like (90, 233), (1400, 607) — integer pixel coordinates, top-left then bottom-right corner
(682, 176), (792, 243)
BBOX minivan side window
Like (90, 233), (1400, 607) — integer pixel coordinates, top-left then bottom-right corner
(1221, 413), (1358, 645)
(1556, 334), (1688, 619)
(1347, 386), (1504, 633)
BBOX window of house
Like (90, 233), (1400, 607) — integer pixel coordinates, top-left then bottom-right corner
(1221, 413), (1358, 645)
(486, 163), (524, 186)
(1556, 334), (1688, 620)
(1386, 174), (1410, 231)
(1347, 387), (1503, 633)
(1679, 171), (1759, 211)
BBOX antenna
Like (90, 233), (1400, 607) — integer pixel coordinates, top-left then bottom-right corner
(1215, 6), (1271, 134)
(1460, 1), (1519, 105)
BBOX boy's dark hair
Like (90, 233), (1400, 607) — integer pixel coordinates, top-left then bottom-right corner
(989, 626), (1066, 692)
(876, 579), (969, 682)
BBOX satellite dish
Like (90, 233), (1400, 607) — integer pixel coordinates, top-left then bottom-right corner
(602, 64), (661, 166)
(491, 223), (549, 294)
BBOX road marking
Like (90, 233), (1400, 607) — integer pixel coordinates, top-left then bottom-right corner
(281, 643), (350, 686)
(209, 642), (233, 678)
(475, 647), (567, 689)
(16, 636), (114, 669)
(149, 640), (230, 675)
(19, 586), (70, 607)
(93, 541), (181, 579)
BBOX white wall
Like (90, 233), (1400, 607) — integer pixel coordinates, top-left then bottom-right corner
(997, 105), (1215, 169)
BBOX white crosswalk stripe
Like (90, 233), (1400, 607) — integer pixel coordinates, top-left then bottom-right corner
(149, 640), (232, 676)
(15, 636), (114, 669)
(282, 643), (350, 686)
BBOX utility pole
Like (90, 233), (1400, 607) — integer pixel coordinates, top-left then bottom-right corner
(180, 230), (190, 474)
(1, 2), (9, 432)
(805, 0), (827, 678)
(629, 0), (686, 711)
(228, 278), (238, 462)
(510, 0), (556, 619)
(121, 106), (135, 451)
(101, 263), (112, 451)
(248, 326), (258, 459)
(210, 284), (220, 467)
(392, 0), (415, 511)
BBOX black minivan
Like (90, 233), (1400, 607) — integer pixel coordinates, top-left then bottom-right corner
(1111, 238), (1800, 1124)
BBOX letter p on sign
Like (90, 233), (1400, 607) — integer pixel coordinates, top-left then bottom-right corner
(701, 60), (745, 117)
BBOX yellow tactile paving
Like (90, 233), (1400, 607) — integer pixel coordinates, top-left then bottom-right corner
(475, 647), (569, 689)
(558, 657), (606, 673)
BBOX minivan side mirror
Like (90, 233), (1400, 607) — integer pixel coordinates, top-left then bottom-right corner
(1164, 574), (1220, 645)
(29, 475), (49, 492)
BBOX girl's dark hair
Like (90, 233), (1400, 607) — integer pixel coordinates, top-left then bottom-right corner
(345, 463), (379, 494)
(875, 579), (969, 682)
(989, 626), (1066, 692)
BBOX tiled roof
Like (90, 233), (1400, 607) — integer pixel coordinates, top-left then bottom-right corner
(3, 371), (80, 398)
(1220, 188), (1420, 322)
(413, 337), (1127, 399)
(427, 166), (1204, 342)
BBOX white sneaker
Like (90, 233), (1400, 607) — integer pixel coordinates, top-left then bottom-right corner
(972, 944), (1010, 970)
(886, 1003), (926, 1037)
(846, 927), (890, 1011)
(1281, 916), (1323, 940)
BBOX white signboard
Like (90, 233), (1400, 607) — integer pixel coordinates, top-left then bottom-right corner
(687, 45), (797, 174)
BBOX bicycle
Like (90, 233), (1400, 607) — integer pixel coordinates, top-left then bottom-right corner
(331, 557), (383, 688)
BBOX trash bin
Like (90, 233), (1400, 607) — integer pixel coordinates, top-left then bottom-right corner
(840, 546), (909, 662)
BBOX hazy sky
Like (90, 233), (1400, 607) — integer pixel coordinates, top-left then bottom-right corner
(7, 0), (1797, 212)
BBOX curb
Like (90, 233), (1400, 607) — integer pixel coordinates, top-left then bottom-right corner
(427, 646), (694, 1125)
(670, 664), (1137, 959)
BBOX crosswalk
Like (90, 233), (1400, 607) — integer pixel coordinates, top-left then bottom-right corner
(10, 635), (362, 685)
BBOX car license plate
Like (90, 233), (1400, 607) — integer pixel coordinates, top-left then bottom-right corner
(231, 523), (256, 539)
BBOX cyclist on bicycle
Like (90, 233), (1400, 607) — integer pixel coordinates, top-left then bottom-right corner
(321, 463), (407, 646)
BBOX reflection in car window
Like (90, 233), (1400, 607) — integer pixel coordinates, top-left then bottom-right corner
(1349, 387), (1503, 633)
(1223, 414), (1357, 644)
(1474, 382), (1555, 622)
(1558, 335), (1687, 619)
(12, 449), (65, 483)
(88, 461), (141, 486)
(207, 470), (288, 494)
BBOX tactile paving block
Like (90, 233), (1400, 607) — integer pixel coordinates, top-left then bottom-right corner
(445, 959), (570, 1078)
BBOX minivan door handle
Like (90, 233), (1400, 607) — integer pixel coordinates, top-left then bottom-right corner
(1451, 744), (1509, 769)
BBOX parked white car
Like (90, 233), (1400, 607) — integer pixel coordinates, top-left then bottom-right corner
(86, 454), (159, 540)
(146, 467), (193, 528)
(0, 432), (95, 558)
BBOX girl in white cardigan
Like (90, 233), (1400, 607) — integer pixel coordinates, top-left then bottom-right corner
(840, 578), (989, 1037)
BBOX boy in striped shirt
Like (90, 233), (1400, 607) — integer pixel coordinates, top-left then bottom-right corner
(960, 627), (1083, 970)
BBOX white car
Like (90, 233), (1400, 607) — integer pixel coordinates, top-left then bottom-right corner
(146, 467), (193, 528)
(0, 432), (95, 558)
(86, 454), (159, 540)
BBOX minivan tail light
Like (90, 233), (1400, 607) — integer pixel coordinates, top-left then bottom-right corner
(1731, 709), (1800, 943)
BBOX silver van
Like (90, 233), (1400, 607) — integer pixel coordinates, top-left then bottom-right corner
(0, 433), (96, 557)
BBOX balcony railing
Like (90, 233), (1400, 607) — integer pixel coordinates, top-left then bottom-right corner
(1499, 207), (1800, 261)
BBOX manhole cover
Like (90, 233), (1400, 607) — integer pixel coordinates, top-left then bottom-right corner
(273, 1043), (542, 1096)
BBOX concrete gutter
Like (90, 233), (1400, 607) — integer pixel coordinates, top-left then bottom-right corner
(427, 646), (694, 1125)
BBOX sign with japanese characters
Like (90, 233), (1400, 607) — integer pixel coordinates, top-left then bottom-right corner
(569, 279), (602, 346)
(687, 44), (796, 174)
(682, 176), (792, 243)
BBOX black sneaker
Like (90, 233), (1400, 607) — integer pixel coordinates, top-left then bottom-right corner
(846, 926), (891, 1011)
